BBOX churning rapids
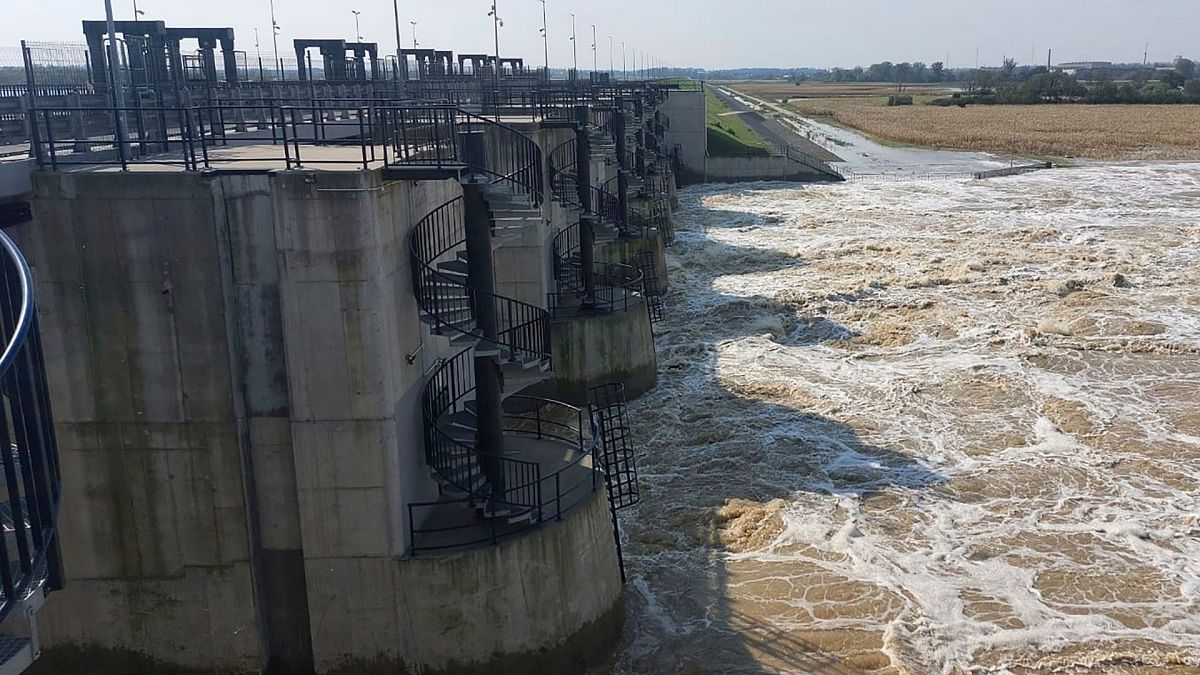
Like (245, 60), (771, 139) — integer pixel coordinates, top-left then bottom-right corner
(607, 164), (1200, 674)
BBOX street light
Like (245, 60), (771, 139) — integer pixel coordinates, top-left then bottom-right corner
(608, 35), (613, 78)
(352, 10), (362, 42)
(392, 0), (402, 79)
(133, 0), (144, 19)
(569, 13), (577, 75)
(269, 0), (281, 79)
(488, 2), (503, 121)
(590, 24), (597, 74)
(538, 0), (548, 76)
(410, 21), (418, 48)
(622, 41), (626, 80)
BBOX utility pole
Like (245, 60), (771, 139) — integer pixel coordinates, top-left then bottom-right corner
(1144, 42), (1149, 66)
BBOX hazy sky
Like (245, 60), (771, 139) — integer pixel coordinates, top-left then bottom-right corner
(4, 1), (1198, 70)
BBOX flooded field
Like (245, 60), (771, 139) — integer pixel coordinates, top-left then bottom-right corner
(611, 164), (1200, 673)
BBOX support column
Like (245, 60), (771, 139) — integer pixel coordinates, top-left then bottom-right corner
(199, 39), (219, 83)
(295, 46), (308, 81)
(221, 38), (239, 83)
(167, 39), (184, 83)
(463, 181), (506, 504)
(614, 98), (631, 236)
(127, 36), (149, 85)
(86, 32), (109, 93)
(353, 51), (366, 81)
(575, 106), (596, 305)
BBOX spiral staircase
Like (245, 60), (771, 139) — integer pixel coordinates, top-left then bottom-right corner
(0, 229), (63, 673)
(402, 107), (635, 553)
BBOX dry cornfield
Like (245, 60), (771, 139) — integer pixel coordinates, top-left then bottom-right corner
(776, 96), (1200, 160)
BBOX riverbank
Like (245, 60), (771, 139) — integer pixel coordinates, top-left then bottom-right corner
(729, 82), (1200, 161)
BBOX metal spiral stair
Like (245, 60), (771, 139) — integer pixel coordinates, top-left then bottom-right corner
(0, 229), (64, 673)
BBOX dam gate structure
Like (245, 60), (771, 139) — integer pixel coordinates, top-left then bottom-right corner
(0, 11), (693, 675)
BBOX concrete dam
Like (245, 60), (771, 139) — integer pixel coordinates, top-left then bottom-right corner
(0, 13), (795, 675)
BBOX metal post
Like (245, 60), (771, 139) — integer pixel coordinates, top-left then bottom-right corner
(103, 0), (128, 164)
(463, 182), (507, 505)
(615, 98), (630, 235)
(539, 0), (549, 75)
(574, 106), (596, 305)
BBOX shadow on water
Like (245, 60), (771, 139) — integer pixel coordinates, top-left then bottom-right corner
(601, 184), (947, 674)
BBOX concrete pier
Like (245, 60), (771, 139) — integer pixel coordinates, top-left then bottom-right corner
(17, 165), (627, 673)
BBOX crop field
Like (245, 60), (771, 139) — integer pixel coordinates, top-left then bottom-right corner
(727, 83), (1200, 161)
(731, 80), (953, 100)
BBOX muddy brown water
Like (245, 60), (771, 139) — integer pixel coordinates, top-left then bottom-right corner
(604, 164), (1200, 674)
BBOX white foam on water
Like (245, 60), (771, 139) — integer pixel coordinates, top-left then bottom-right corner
(614, 164), (1200, 673)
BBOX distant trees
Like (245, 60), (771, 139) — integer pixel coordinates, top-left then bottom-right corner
(930, 61), (945, 81)
(1175, 57), (1196, 80)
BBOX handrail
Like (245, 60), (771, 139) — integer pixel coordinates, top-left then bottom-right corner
(409, 197), (551, 363)
(550, 222), (646, 316)
(0, 228), (63, 623)
(382, 105), (544, 206)
(408, 194), (609, 553)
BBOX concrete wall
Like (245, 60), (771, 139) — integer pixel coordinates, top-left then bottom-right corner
(551, 306), (657, 405)
(0, 158), (34, 200)
(323, 491), (623, 675)
(18, 172), (264, 673)
(21, 165), (627, 674)
(661, 90), (706, 182)
(704, 155), (838, 183)
(598, 232), (668, 295)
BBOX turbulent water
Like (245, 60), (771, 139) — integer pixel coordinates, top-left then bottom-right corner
(610, 164), (1200, 674)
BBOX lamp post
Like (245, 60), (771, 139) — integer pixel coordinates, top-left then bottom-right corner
(488, 2), (503, 121)
(269, 0), (281, 79)
(622, 41), (626, 80)
(608, 35), (613, 78)
(538, 0), (548, 76)
(410, 21), (418, 48)
(132, 0), (143, 19)
(590, 24), (597, 74)
(352, 10), (363, 42)
(570, 13), (577, 76)
(392, 0), (402, 77)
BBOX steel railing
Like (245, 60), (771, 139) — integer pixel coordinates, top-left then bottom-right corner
(549, 222), (647, 317)
(0, 229), (63, 623)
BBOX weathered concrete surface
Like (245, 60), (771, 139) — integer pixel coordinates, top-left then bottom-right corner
(704, 155), (837, 183)
(16, 171), (264, 673)
(598, 232), (669, 295)
(319, 491), (624, 675)
(21, 142), (630, 674)
(550, 303), (657, 405)
(0, 157), (33, 199)
(661, 90), (706, 183)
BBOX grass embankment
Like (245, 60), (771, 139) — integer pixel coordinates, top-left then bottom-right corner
(727, 81), (1200, 161)
(704, 85), (771, 157)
